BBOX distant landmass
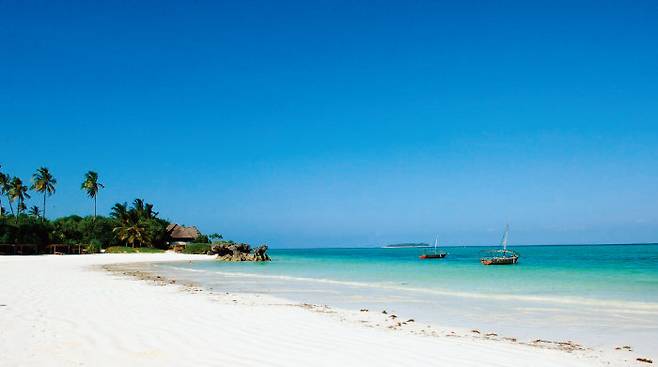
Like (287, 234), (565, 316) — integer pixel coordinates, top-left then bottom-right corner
(383, 243), (430, 248)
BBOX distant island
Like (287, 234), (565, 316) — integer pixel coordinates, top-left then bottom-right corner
(383, 243), (430, 248)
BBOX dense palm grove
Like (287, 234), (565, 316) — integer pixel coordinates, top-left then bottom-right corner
(0, 165), (186, 254)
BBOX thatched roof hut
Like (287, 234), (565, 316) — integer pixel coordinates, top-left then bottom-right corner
(166, 223), (200, 242)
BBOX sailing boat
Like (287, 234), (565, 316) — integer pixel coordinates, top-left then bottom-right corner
(419, 237), (447, 259)
(480, 225), (519, 265)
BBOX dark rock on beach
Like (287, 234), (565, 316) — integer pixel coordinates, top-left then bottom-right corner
(208, 243), (271, 262)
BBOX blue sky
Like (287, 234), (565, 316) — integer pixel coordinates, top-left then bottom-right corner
(1, 1), (657, 247)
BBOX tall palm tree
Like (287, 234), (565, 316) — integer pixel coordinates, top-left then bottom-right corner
(81, 171), (104, 220)
(28, 205), (41, 218)
(31, 167), (56, 222)
(17, 201), (27, 215)
(0, 169), (12, 217)
(9, 177), (30, 223)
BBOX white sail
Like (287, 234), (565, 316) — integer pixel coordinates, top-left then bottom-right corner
(500, 225), (509, 251)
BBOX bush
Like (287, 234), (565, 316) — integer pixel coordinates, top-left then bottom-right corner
(86, 239), (102, 254)
(193, 234), (210, 244)
(105, 246), (165, 253)
(142, 218), (171, 249)
(182, 243), (211, 254)
(50, 215), (121, 248)
(0, 216), (52, 252)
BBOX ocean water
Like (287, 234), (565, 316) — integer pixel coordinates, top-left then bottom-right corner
(152, 244), (658, 354)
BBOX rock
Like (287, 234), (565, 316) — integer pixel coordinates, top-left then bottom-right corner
(211, 242), (271, 262)
(637, 358), (653, 364)
(253, 245), (270, 261)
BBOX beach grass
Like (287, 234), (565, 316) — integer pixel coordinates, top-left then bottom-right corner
(181, 243), (211, 254)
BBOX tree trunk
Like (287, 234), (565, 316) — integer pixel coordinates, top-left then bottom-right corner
(93, 196), (97, 221)
(15, 200), (20, 224)
(42, 192), (46, 223)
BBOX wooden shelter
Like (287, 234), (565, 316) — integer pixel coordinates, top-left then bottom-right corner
(0, 243), (40, 255)
(166, 223), (201, 251)
(45, 244), (86, 255)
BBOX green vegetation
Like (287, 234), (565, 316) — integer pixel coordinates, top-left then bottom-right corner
(181, 243), (211, 254)
(111, 199), (169, 249)
(9, 177), (30, 223)
(31, 167), (56, 222)
(0, 165), (232, 255)
(0, 216), (51, 248)
(105, 246), (165, 253)
(193, 234), (210, 243)
(0, 165), (211, 255)
(81, 171), (104, 220)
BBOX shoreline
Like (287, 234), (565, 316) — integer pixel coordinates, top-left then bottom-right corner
(104, 262), (590, 352)
(108, 259), (653, 361)
(0, 253), (649, 366)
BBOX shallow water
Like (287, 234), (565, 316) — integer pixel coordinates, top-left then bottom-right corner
(153, 244), (658, 355)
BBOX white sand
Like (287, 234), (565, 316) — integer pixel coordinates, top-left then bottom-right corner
(0, 254), (639, 366)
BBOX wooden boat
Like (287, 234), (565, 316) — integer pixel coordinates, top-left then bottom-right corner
(419, 237), (447, 260)
(419, 253), (447, 259)
(480, 225), (519, 265)
(480, 253), (518, 265)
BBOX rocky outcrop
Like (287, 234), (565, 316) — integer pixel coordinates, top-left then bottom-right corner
(208, 243), (270, 262)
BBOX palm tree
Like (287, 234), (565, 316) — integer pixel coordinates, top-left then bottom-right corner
(113, 211), (149, 248)
(17, 201), (27, 215)
(0, 169), (12, 217)
(31, 167), (56, 222)
(81, 171), (104, 220)
(131, 198), (158, 219)
(9, 177), (30, 223)
(28, 205), (41, 218)
(110, 202), (129, 222)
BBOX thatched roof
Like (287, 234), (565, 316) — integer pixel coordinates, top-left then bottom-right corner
(166, 224), (201, 240)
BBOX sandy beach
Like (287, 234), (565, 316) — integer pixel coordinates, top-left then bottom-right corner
(0, 254), (646, 367)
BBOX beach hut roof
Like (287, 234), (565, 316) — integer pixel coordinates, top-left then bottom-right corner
(167, 223), (201, 240)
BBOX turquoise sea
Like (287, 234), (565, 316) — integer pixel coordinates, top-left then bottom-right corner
(153, 244), (658, 354)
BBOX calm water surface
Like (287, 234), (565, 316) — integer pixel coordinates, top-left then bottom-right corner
(152, 244), (658, 354)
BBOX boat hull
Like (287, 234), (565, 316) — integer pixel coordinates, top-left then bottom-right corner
(480, 256), (518, 265)
(419, 253), (447, 259)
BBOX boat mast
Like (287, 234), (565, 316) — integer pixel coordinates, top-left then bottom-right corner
(501, 225), (509, 251)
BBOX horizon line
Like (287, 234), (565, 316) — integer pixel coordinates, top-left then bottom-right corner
(270, 242), (658, 250)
